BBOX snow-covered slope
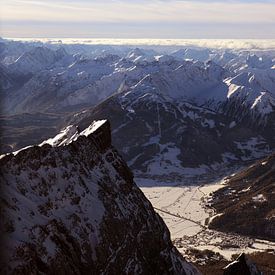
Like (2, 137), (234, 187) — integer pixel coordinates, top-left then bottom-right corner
(2, 54), (120, 113)
(73, 85), (273, 179)
(64, 54), (274, 178)
(8, 46), (69, 74)
(125, 48), (157, 63)
(0, 120), (199, 274)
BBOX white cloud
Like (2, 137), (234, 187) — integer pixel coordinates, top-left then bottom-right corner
(7, 38), (275, 50)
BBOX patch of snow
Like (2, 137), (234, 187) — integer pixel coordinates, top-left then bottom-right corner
(229, 121), (236, 128)
(143, 143), (208, 177)
(252, 194), (267, 203)
(202, 119), (215, 128)
(251, 91), (274, 115)
(40, 125), (79, 147)
(221, 152), (238, 162)
(235, 137), (271, 160)
(240, 186), (251, 193)
(79, 120), (107, 137)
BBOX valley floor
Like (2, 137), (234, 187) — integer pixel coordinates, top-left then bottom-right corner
(136, 170), (275, 263)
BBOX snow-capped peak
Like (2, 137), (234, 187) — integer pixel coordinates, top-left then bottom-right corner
(41, 120), (108, 147)
(79, 120), (107, 137)
(40, 125), (79, 147)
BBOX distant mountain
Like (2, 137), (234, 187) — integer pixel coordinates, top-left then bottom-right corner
(0, 120), (199, 274)
(2, 40), (275, 117)
(0, 64), (15, 90)
(125, 47), (157, 63)
(3, 45), (275, 118)
(0, 39), (39, 65)
(209, 153), (275, 241)
(171, 48), (211, 62)
(8, 46), (69, 74)
(70, 60), (274, 178)
(2, 54), (120, 114)
(246, 54), (274, 69)
(1, 41), (274, 176)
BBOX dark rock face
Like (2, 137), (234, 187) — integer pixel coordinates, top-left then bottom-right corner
(90, 119), (112, 150)
(0, 120), (198, 274)
(223, 253), (261, 275)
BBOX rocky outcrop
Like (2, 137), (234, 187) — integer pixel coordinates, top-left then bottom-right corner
(0, 120), (199, 274)
(223, 253), (262, 275)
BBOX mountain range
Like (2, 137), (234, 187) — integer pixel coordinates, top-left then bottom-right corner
(1, 39), (274, 180)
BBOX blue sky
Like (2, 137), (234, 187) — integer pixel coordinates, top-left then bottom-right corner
(1, 0), (275, 38)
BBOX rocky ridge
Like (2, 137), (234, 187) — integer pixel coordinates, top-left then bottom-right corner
(0, 120), (199, 274)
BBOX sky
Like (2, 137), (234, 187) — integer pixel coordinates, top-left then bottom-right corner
(1, 0), (275, 39)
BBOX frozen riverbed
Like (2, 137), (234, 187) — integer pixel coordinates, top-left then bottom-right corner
(136, 176), (275, 260)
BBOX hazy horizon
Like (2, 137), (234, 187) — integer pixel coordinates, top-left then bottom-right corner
(1, 0), (275, 39)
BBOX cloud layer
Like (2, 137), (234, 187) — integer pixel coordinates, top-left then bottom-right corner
(8, 37), (275, 50)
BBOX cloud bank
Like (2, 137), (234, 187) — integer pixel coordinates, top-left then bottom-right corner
(7, 38), (275, 50)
